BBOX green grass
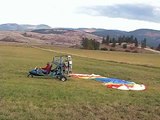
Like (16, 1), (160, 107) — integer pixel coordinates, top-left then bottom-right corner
(41, 45), (160, 67)
(0, 44), (160, 120)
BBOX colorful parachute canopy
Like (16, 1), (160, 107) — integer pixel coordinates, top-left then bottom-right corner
(70, 73), (146, 91)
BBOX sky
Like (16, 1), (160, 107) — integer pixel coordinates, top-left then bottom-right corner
(0, 0), (160, 31)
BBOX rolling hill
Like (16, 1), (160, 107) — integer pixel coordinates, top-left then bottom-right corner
(0, 23), (160, 48)
(89, 28), (160, 48)
(0, 23), (51, 31)
(32, 28), (160, 48)
(0, 30), (102, 47)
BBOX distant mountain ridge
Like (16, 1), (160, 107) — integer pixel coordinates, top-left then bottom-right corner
(89, 28), (160, 47)
(32, 28), (160, 47)
(0, 23), (51, 31)
(0, 23), (160, 47)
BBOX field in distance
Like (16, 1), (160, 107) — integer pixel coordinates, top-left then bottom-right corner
(0, 44), (160, 120)
(39, 45), (160, 68)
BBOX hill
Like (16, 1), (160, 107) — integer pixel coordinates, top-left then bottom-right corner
(32, 28), (160, 48)
(130, 29), (160, 47)
(89, 28), (160, 48)
(0, 23), (51, 31)
(24, 30), (101, 46)
(0, 31), (46, 44)
(0, 23), (160, 48)
(0, 30), (101, 47)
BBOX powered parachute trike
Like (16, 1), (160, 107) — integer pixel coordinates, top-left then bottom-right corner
(27, 55), (72, 81)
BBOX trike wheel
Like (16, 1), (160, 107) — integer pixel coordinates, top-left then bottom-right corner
(27, 74), (33, 78)
(59, 76), (67, 82)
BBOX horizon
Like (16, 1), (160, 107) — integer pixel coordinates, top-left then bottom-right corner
(1, 0), (160, 31)
(1, 22), (160, 32)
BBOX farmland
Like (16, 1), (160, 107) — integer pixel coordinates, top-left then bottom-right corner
(0, 44), (160, 120)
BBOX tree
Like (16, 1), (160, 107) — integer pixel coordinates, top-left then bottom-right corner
(88, 39), (94, 50)
(122, 35), (126, 43)
(134, 37), (138, 47)
(102, 35), (110, 45)
(111, 38), (116, 47)
(81, 37), (88, 49)
(130, 35), (134, 43)
(118, 36), (123, 45)
(81, 37), (100, 50)
(141, 38), (147, 48)
(156, 43), (160, 51)
(122, 44), (127, 49)
(102, 37), (105, 44)
(93, 39), (100, 50)
(106, 35), (110, 45)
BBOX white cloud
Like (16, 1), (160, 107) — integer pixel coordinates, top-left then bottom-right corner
(0, 0), (160, 31)
(81, 4), (160, 23)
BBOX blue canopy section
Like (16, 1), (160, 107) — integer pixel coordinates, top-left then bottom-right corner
(95, 78), (135, 84)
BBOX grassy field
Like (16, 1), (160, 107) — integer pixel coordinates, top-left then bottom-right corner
(0, 44), (160, 120)
(40, 45), (160, 67)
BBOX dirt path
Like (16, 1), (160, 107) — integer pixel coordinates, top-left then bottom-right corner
(31, 46), (88, 57)
(144, 48), (160, 54)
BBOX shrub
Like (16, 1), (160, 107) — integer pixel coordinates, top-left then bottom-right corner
(122, 44), (127, 49)
(100, 48), (108, 51)
(110, 48), (116, 51)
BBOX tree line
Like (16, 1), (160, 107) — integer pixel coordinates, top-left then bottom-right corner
(81, 37), (100, 50)
(81, 35), (160, 51)
(101, 35), (148, 48)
